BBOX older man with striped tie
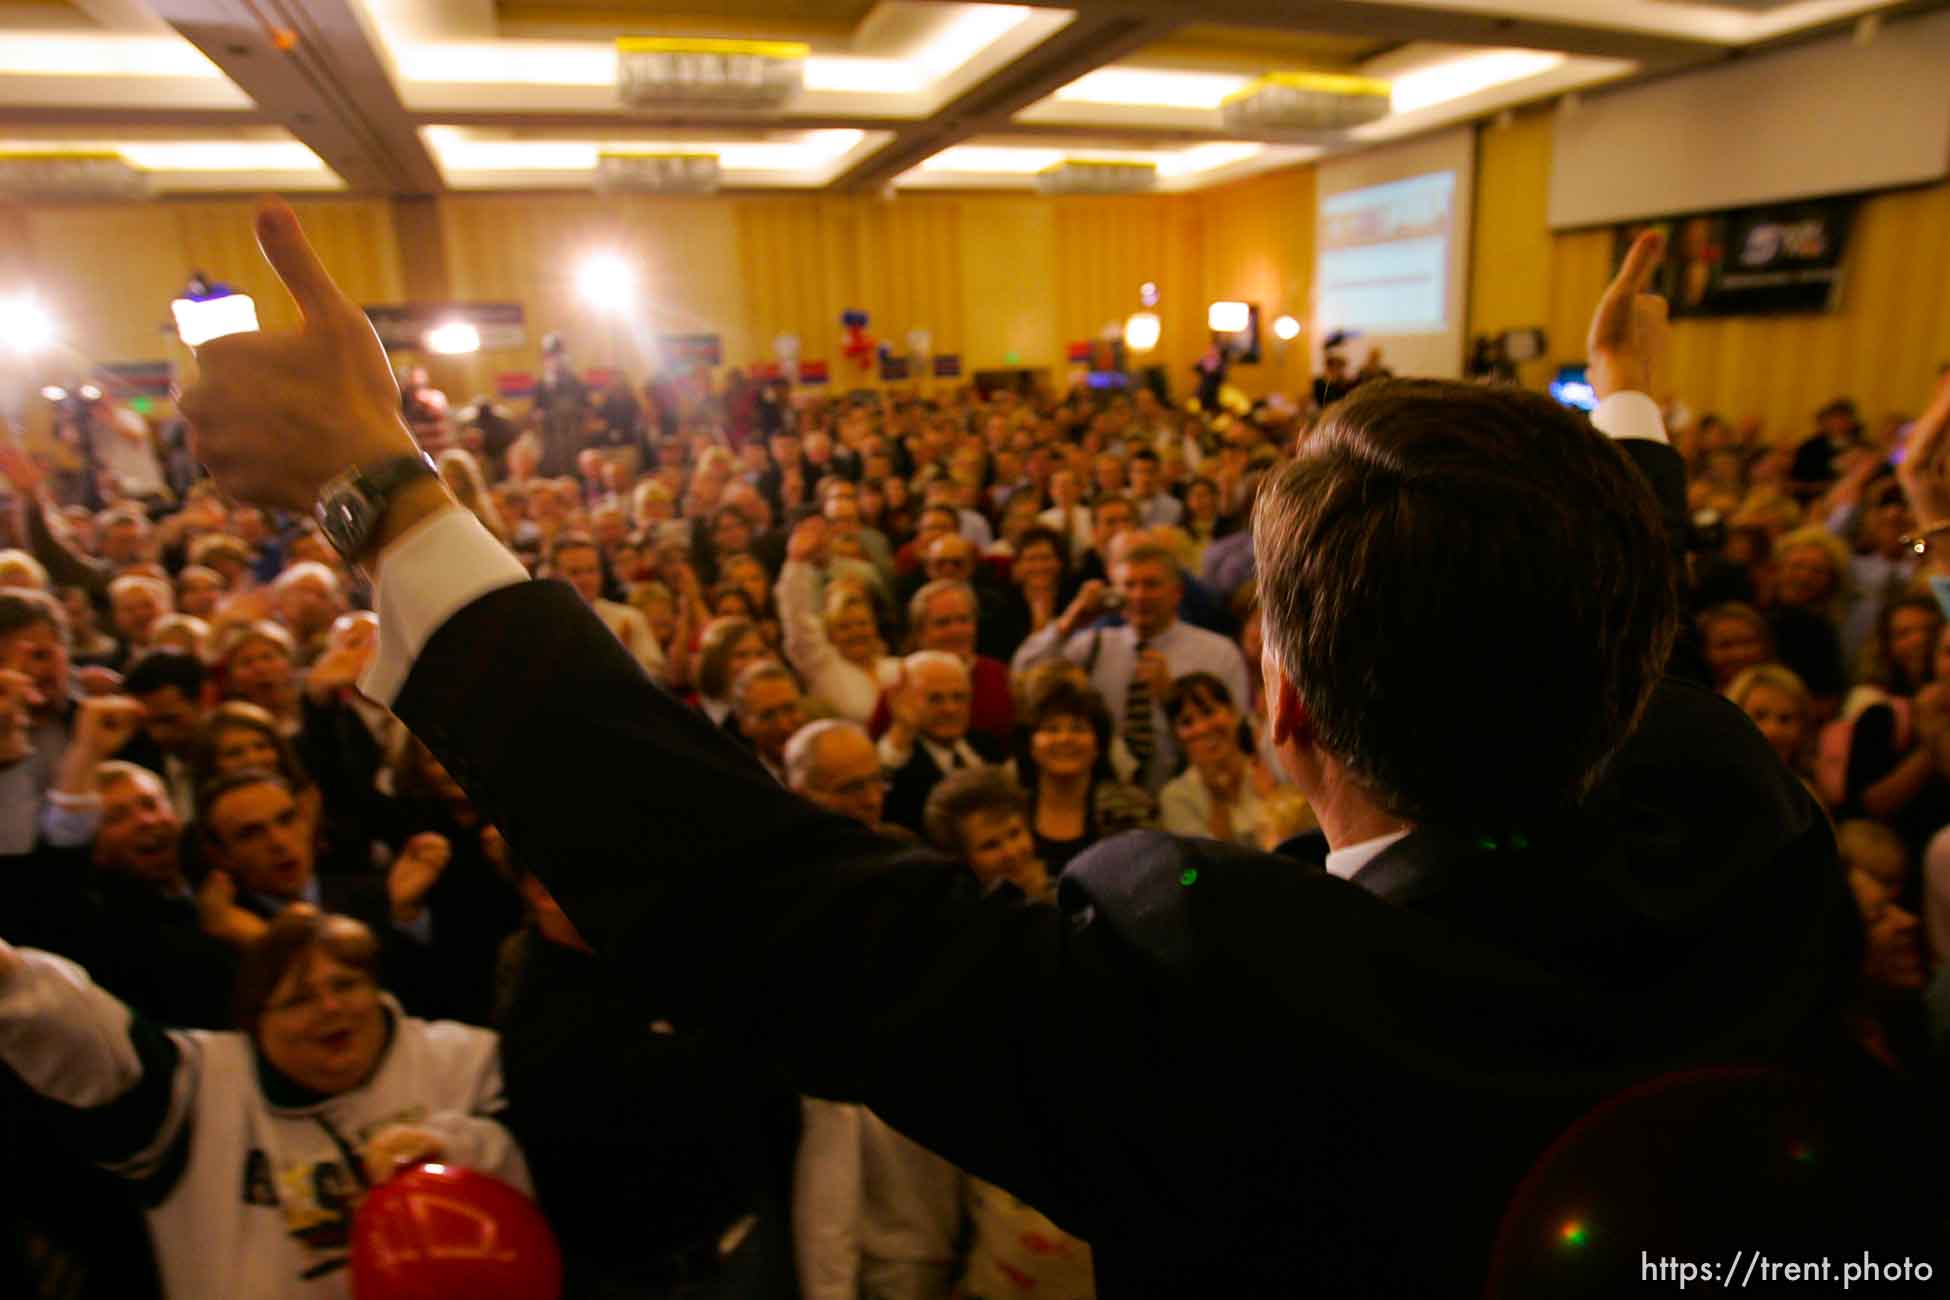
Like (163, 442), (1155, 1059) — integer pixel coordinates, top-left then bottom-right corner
(1012, 537), (1250, 793)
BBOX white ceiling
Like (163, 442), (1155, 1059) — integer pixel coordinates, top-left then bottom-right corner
(0, 0), (1924, 195)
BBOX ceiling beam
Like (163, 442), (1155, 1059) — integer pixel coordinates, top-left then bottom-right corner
(0, 106), (276, 130)
(148, 0), (445, 195)
(1010, 0), (1726, 67)
(829, 11), (1180, 192)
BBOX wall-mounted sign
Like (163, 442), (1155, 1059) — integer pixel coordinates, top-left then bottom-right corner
(1613, 198), (1857, 317)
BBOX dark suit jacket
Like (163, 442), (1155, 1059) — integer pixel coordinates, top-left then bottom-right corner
(390, 441), (1874, 1296)
(881, 729), (1006, 833)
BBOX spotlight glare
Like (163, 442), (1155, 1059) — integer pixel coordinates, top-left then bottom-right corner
(77, 383), (102, 401)
(40, 385), (66, 402)
(1273, 314), (1302, 342)
(1208, 300), (1249, 333)
(1, 294), (55, 355)
(1123, 311), (1162, 353)
(425, 321), (482, 356)
(576, 254), (637, 315)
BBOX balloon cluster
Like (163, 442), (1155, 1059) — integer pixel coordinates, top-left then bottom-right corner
(840, 309), (875, 371)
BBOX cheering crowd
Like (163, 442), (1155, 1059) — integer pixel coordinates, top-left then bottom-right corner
(2, 270), (1949, 1297)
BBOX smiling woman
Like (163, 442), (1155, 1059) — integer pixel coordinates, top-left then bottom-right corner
(0, 909), (533, 1299)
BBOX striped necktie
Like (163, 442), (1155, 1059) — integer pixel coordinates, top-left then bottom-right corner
(1124, 639), (1156, 768)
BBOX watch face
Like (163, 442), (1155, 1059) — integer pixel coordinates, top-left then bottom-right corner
(316, 487), (379, 558)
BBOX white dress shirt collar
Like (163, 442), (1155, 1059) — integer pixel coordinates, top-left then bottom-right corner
(1324, 828), (1412, 882)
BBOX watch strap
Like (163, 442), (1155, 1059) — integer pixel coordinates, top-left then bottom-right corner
(355, 451), (439, 501)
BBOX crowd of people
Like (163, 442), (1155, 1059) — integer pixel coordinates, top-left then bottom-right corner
(1, 266), (1948, 1296)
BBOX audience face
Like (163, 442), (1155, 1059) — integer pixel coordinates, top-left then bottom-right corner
(1130, 458), (1160, 498)
(827, 603), (878, 665)
(555, 544), (604, 604)
(1847, 870), (1924, 994)
(1030, 709), (1097, 781)
(1173, 689), (1242, 772)
(211, 721), (282, 776)
(111, 582), (165, 645)
(135, 685), (202, 756)
(205, 780), (314, 900)
(1094, 455), (1125, 497)
(176, 569), (224, 620)
(911, 659), (972, 744)
(925, 536), (976, 583)
(916, 588), (978, 661)
(1887, 606), (1939, 688)
(712, 511), (753, 556)
(1114, 558), (1179, 640)
(94, 769), (181, 886)
(276, 574), (338, 641)
(228, 639), (296, 714)
(957, 809), (1044, 895)
(915, 508), (958, 554)
(1774, 544), (1836, 611)
(740, 677), (805, 768)
(253, 945), (386, 1096)
(1093, 500), (1135, 553)
(1186, 480), (1219, 523)
(1737, 684), (1806, 768)
(101, 517), (146, 566)
(724, 630), (768, 687)
(0, 620), (68, 716)
(1702, 615), (1769, 687)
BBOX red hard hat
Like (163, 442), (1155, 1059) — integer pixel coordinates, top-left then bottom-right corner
(351, 1162), (562, 1300)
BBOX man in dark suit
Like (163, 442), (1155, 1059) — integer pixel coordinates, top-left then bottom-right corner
(183, 207), (1886, 1296)
(876, 650), (1005, 832)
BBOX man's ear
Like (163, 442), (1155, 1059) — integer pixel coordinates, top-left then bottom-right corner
(1262, 655), (1310, 750)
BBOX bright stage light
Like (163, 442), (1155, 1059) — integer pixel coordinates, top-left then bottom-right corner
(40, 385), (66, 401)
(425, 321), (481, 355)
(1123, 311), (1162, 353)
(1, 294), (55, 354)
(1273, 314), (1301, 341)
(576, 254), (636, 314)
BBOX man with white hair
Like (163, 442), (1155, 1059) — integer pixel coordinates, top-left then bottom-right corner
(878, 650), (1003, 832)
(785, 720), (886, 831)
(271, 560), (345, 665)
(732, 661), (806, 786)
(107, 572), (172, 663)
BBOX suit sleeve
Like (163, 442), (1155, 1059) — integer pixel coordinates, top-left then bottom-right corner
(392, 580), (1127, 1235)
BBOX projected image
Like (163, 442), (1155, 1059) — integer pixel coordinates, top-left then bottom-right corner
(1317, 170), (1456, 335)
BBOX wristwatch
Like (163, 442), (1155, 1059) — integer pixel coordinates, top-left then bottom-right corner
(314, 452), (439, 562)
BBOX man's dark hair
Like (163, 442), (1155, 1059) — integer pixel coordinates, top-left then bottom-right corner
(124, 649), (206, 699)
(547, 530), (600, 569)
(923, 764), (1027, 858)
(1013, 524), (1070, 571)
(0, 589), (67, 642)
(1253, 379), (1676, 826)
(1130, 449), (1160, 468)
(195, 766), (295, 846)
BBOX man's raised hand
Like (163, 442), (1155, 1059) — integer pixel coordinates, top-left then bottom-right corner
(1588, 229), (1670, 402)
(176, 199), (419, 514)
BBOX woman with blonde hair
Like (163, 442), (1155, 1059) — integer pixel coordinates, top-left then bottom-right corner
(1764, 525), (1852, 716)
(777, 518), (898, 724)
(1725, 664), (1815, 778)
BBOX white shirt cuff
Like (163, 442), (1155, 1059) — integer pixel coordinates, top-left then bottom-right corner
(358, 507), (530, 706)
(1590, 391), (1667, 445)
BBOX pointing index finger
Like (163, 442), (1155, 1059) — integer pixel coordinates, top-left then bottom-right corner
(254, 196), (345, 324)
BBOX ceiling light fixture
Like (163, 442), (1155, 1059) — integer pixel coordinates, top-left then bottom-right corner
(1053, 67), (1251, 110)
(1124, 312), (1162, 353)
(1387, 50), (1565, 114)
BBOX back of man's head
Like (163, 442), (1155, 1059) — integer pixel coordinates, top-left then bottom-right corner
(1254, 379), (1675, 826)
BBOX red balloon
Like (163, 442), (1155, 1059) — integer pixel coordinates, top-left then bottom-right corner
(351, 1162), (562, 1300)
